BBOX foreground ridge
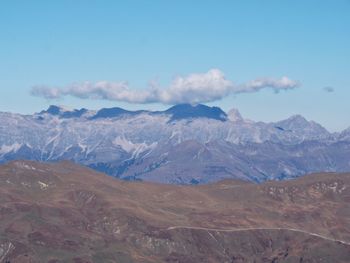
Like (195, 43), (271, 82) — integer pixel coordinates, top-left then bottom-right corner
(0, 161), (350, 262)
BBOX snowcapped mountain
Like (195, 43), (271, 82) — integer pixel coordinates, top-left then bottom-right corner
(0, 104), (349, 184)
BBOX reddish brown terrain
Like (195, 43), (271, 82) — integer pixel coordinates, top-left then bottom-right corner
(0, 160), (350, 262)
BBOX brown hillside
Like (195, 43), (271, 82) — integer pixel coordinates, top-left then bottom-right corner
(0, 161), (349, 262)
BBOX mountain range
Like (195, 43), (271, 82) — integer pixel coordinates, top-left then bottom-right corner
(0, 104), (349, 184)
(1, 160), (349, 262)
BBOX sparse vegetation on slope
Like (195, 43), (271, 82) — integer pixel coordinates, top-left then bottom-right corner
(0, 161), (350, 262)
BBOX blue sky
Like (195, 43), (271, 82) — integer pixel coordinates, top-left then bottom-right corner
(0, 0), (349, 131)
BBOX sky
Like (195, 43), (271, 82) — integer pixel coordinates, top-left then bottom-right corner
(0, 0), (349, 131)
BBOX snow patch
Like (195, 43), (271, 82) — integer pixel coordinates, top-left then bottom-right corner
(113, 136), (136, 153)
(0, 143), (22, 155)
(38, 181), (49, 190)
(113, 136), (157, 157)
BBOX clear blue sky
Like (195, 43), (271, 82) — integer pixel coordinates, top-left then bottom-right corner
(0, 0), (349, 131)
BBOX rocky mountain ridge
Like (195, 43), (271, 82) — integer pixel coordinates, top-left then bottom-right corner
(0, 104), (349, 183)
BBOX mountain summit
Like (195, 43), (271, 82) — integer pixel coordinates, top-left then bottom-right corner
(41, 105), (88, 118)
(165, 103), (228, 121)
(227, 108), (243, 122)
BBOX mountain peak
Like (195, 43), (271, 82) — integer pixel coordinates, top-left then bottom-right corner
(275, 114), (330, 136)
(91, 107), (147, 119)
(165, 103), (227, 121)
(41, 105), (88, 118)
(288, 114), (308, 122)
(277, 114), (309, 128)
(44, 105), (69, 115)
(227, 108), (243, 122)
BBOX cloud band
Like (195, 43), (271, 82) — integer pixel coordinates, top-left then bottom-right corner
(31, 69), (300, 104)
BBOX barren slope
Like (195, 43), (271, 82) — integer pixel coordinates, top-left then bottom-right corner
(0, 161), (350, 262)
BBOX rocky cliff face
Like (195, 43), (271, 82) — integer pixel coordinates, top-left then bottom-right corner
(0, 104), (349, 184)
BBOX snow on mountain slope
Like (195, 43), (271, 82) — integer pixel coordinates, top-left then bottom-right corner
(0, 104), (348, 184)
(339, 127), (350, 141)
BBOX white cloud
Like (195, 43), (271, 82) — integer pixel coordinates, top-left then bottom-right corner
(30, 69), (300, 104)
(31, 86), (63, 99)
(157, 69), (233, 104)
(236, 76), (300, 93)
